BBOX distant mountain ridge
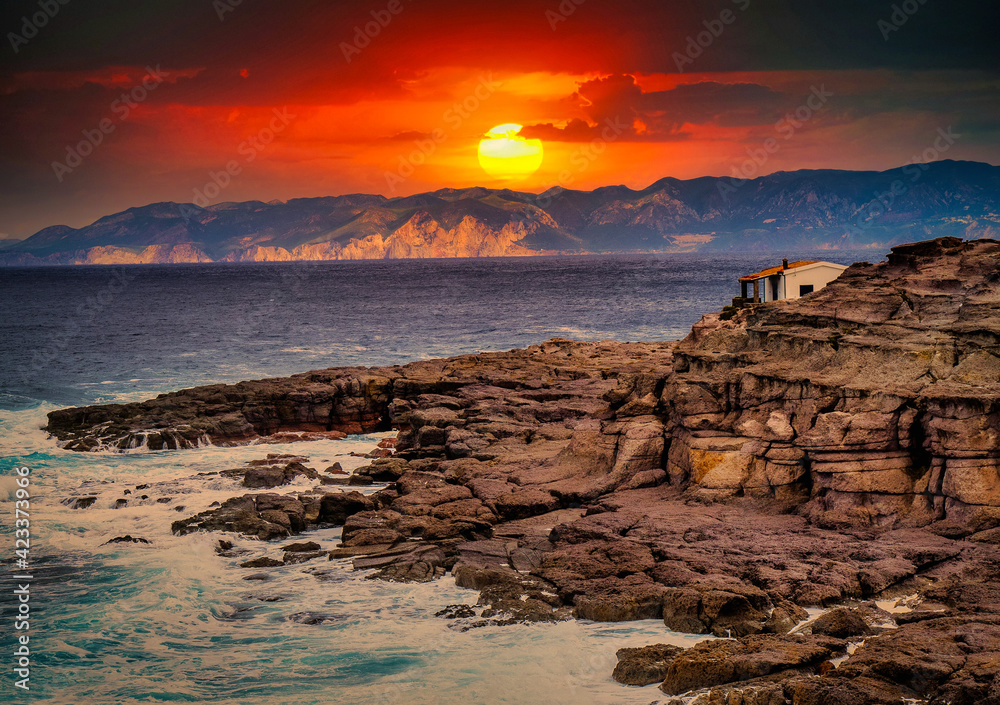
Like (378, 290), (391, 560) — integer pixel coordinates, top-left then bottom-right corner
(3, 160), (999, 265)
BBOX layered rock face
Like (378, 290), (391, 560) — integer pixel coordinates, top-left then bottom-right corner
(46, 367), (395, 451)
(652, 236), (1000, 528)
(44, 342), (670, 452)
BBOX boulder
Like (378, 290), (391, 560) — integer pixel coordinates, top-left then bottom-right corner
(282, 541), (321, 553)
(612, 644), (684, 686)
(282, 550), (327, 564)
(318, 491), (375, 524)
(660, 634), (846, 695)
(809, 608), (873, 639)
(101, 535), (150, 545)
(573, 578), (667, 621)
(493, 488), (561, 521)
(785, 676), (906, 705)
(661, 584), (771, 637)
(172, 494), (306, 540)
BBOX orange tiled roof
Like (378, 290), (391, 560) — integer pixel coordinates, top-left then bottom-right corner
(739, 260), (819, 282)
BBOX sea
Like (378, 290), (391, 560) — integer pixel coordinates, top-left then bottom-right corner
(0, 252), (869, 704)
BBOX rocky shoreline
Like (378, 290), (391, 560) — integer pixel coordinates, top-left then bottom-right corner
(48, 237), (1000, 704)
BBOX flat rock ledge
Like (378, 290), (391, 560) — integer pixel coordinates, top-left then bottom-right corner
(49, 237), (1000, 704)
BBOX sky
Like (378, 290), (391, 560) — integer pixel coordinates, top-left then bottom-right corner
(1, 0), (998, 238)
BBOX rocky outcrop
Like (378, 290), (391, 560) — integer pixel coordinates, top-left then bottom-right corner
(659, 633), (847, 695)
(46, 368), (401, 451)
(171, 493), (314, 540)
(170, 488), (385, 541)
(221, 454), (321, 488)
(47, 237), (1000, 703)
(74, 243), (214, 264)
(0, 243), (214, 266)
(635, 585), (1000, 704)
(613, 644), (685, 686)
(808, 608), (873, 639)
(44, 340), (671, 452)
(218, 214), (548, 263)
(653, 236), (1000, 528)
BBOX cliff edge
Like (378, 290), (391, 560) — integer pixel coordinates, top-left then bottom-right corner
(653, 235), (1000, 528)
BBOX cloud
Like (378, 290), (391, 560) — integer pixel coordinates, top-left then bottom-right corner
(521, 75), (787, 142)
(1, 66), (202, 94)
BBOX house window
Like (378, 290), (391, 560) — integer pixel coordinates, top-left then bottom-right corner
(799, 284), (814, 296)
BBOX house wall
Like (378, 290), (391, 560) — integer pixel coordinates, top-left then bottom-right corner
(781, 264), (847, 300)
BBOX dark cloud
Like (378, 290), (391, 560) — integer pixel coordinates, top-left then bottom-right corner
(1, 0), (997, 110)
(522, 76), (789, 141)
(2, 0), (998, 82)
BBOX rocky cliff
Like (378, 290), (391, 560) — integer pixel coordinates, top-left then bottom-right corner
(655, 235), (1000, 529)
(48, 237), (1000, 703)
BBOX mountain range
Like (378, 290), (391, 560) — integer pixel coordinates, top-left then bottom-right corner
(3, 160), (998, 265)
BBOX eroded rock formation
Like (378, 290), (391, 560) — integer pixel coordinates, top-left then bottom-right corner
(660, 235), (1000, 527)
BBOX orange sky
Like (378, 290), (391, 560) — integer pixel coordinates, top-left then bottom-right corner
(1, 0), (997, 237)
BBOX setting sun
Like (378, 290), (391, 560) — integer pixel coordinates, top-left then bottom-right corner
(477, 123), (543, 180)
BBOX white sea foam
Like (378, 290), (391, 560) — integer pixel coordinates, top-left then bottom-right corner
(4, 417), (714, 705)
(0, 474), (19, 500)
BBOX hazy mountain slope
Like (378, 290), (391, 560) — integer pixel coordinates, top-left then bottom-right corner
(5, 161), (999, 265)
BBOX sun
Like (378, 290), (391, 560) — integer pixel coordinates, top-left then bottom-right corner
(478, 124), (543, 180)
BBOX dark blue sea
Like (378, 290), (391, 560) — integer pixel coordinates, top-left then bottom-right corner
(0, 253), (868, 704)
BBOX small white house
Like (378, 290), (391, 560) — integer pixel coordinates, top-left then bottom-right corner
(738, 259), (848, 304)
